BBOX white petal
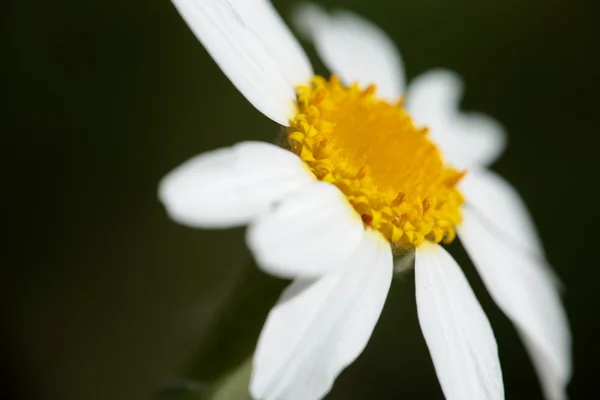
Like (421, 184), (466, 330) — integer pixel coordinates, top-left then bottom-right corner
(171, 0), (307, 125)
(459, 209), (571, 400)
(522, 335), (570, 400)
(415, 242), (504, 400)
(293, 4), (404, 100)
(247, 181), (364, 278)
(406, 69), (506, 169)
(251, 230), (392, 400)
(291, 2), (328, 42)
(461, 169), (545, 259)
(158, 142), (314, 228)
(406, 69), (463, 123)
(227, 0), (313, 86)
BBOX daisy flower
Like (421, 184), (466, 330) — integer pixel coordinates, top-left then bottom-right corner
(159, 1), (571, 400)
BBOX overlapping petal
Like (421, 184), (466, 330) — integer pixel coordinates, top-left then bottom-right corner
(247, 181), (364, 278)
(171, 0), (311, 125)
(227, 0), (313, 86)
(459, 209), (571, 400)
(293, 4), (404, 100)
(415, 242), (504, 400)
(460, 169), (545, 259)
(251, 230), (392, 400)
(159, 141), (314, 228)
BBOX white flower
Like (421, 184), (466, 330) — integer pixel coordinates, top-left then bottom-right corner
(159, 1), (572, 400)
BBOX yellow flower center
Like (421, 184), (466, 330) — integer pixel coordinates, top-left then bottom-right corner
(287, 75), (465, 249)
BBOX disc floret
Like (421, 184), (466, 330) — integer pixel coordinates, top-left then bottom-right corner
(287, 76), (465, 248)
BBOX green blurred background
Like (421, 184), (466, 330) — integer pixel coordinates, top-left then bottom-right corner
(2, 0), (598, 399)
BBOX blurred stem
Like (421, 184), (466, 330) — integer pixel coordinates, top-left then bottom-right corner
(185, 259), (287, 383)
(210, 356), (253, 400)
(158, 260), (286, 399)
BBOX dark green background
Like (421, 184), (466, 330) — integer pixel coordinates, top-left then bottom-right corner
(2, 0), (598, 399)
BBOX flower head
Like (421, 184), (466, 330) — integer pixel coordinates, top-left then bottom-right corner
(289, 74), (465, 247)
(160, 1), (572, 400)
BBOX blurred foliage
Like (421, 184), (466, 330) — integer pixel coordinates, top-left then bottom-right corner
(2, 0), (599, 399)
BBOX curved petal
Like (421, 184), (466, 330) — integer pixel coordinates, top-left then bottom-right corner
(459, 209), (571, 400)
(293, 4), (404, 100)
(171, 0), (307, 125)
(247, 181), (364, 278)
(159, 142), (315, 228)
(461, 169), (545, 259)
(415, 242), (504, 400)
(251, 230), (393, 400)
(406, 69), (506, 169)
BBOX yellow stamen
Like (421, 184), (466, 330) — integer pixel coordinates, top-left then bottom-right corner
(287, 75), (465, 248)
